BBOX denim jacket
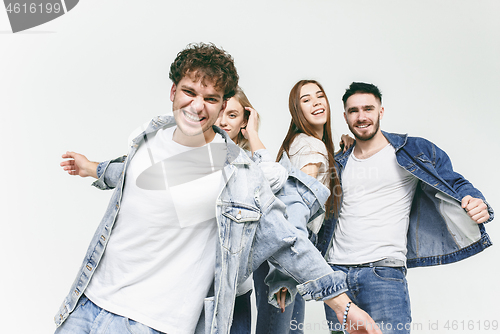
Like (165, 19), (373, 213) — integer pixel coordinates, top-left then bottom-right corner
(326, 131), (494, 268)
(54, 115), (348, 334)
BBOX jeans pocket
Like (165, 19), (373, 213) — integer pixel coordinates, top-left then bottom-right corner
(372, 267), (405, 282)
(72, 294), (89, 314)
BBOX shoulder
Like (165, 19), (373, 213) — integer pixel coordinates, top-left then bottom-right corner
(290, 133), (327, 154)
(384, 131), (437, 153)
(403, 135), (439, 154)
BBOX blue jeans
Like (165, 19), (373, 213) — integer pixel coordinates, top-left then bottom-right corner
(324, 265), (411, 334)
(231, 290), (252, 334)
(54, 295), (164, 334)
(254, 261), (305, 334)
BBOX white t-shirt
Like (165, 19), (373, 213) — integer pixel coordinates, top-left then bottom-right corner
(85, 126), (226, 334)
(289, 133), (329, 187)
(289, 133), (329, 233)
(327, 144), (418, 265)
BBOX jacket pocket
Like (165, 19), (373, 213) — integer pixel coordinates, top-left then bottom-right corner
(220, 205), (261, 253)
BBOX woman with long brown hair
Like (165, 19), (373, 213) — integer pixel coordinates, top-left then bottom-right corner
(254, 79), (350, 333)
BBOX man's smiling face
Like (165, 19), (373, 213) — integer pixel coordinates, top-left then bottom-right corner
(170, 73), (227, 147)
(344, 93), (384, 142)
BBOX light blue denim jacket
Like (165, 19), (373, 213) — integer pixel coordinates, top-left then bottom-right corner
(330, 131), (494, 268)
(54, 115), (348, 334)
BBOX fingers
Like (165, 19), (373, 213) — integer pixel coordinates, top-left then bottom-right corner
(279, 287), (287, 313)
(244, 107), (259, 122)
(340, 134), (354, 152)
(62, 151), (76, 159)
(462, 196), (489, 224)
(61, 151), (79, 175)
(461, 195), (472, 209)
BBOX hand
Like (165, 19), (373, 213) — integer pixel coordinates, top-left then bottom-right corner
(240, 107), (259, 140)
(60, 151), (98, 179)
(461, 195), (489, 224)
(241, 107), (265, 153)
(325, 293), (382, 334)
(339, 134), (355, 152)
(343, 303), (382, 334)
(275, 287), (288, 313)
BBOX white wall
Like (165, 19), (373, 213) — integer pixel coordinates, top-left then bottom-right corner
(1, 1), (498, 333)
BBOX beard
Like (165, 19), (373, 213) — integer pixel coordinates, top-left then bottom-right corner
(348, 115), (380, 142)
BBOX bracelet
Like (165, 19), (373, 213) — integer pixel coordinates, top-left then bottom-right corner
(342, 301), (352, 332)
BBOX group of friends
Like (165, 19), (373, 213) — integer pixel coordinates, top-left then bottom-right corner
(54, 43), (493, 334)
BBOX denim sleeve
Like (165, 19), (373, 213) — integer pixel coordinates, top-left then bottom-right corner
(252, 149), (289, 194)
(252, 192), (347, 309)
(430, 142), (494, 223)
(91, 156), (127, 190)
(264, 176), (333, 306)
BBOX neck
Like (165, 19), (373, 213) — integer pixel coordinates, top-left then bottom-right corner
(173, 128), (216, 147)
(353, 130), (389, 159)
(314, 127), (324, 141)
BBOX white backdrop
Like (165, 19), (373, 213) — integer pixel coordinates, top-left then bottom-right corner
(1, 1), (499, 333)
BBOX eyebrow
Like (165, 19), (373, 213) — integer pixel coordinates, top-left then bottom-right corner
(300, 90), (323, 100)
(346, 105), (376, 112)
(180, 85), (222, 99)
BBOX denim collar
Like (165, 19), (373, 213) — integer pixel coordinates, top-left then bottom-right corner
(335, 130), (408, 168)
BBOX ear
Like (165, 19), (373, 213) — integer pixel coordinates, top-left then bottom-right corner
(343, 111), (348, 123)
(379, 106), (385, 120)
(170, 83), (177, 102)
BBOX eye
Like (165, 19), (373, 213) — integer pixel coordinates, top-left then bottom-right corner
(302, 99), (310, 103)
(229, 114), (237, 118)
(183, 89), (195, 96)
(205, 97), (219, 103)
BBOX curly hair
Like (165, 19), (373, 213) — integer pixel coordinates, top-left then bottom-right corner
(169, 43), (239, 100)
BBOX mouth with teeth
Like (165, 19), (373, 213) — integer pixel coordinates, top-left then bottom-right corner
(183, 109), (205, 123)
(312, 108), (325, 115)
(356, 123), (371, 129)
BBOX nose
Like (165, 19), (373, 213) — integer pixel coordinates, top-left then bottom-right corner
(312, 97), (321, 107)
(216, 114), (226, 127)
(190, 96), (205, 113)
(358, 110), (368, 121)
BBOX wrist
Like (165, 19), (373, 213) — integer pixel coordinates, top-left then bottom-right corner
(327, 293), (351, 318)
(85, 161), (99, 178)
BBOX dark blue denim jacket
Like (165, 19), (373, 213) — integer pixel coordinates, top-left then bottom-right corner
(320, 131), (494, 268)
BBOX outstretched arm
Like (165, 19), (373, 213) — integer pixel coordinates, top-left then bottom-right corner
(60, 151), (98, 179)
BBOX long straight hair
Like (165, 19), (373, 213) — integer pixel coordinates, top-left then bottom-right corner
(277, 80), (341, 217)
